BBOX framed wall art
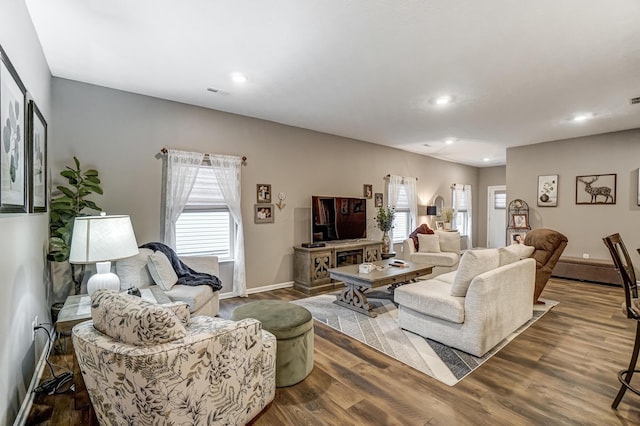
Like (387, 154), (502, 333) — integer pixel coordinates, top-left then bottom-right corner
(29, 100), (47, 212)
(576, 174), (616, 205)
(374, 192), (383, 207)
(257, 184), (271, 203)
(254, 204), (274, 223)
(363, 184), (372, 199)
(537, 174), (558, 207)
(0, 45), (28, 213)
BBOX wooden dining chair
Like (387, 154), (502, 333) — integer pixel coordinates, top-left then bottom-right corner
(603, 233), (640, 409)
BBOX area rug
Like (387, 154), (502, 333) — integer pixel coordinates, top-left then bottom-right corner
(292, 291), (557, 386)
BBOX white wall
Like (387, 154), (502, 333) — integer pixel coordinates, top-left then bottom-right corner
(0, 0), (52, 424)
(477, 166), (507, 247)
(50, 78), (478, 292)
(507, 130), (640, 263)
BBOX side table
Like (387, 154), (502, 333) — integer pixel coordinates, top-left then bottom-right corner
(56, 286), (170, 334)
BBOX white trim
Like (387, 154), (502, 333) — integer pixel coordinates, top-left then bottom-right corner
(219, 281), (294, 300)
(13, 336), (53, 426)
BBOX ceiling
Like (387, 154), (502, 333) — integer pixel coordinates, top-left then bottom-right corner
(26, 0), (640, 167)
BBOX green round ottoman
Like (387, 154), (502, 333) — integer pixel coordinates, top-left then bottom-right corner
(232, 300), (314, 387)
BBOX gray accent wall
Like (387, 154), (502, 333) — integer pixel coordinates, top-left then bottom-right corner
(50, 78), (479, 293)
(0, 1), (52, 424)
(507, 130), (640, 263)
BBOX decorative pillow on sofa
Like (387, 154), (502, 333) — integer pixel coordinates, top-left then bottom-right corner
(115, 248), (154, 290)
(162, 301), (191, 325)
(450, 249), (500, 297)
(418, 233), (441, 253)
(498, 244), (535, 266)
(91, 289), (187, 345)
(409, 224), (435, 251)
(436, 230), (461, 253)
(147, 251), (179, 291)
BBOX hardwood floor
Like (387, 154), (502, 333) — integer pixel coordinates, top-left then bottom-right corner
(27, 278), (640, 425)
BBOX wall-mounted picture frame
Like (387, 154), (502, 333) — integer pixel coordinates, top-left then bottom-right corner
(576, 174), (616, 205)
(257, 184), (271, 203)
(0, 45), (28, 213)
(537, 174), (558, 207)
(28, 100), (47, 213)
(435, 220), (445, 230)
(254, 204), (274, 223)
(363, 184), (372, 199)
(374, 192), (383, 207)
(512, 213), (529, 229)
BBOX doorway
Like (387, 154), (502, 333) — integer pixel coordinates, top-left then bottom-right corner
(487, 185), (506, 248)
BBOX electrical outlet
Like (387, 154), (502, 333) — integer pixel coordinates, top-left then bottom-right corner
(582, 253), (590, 259)
(31, 315), (38, 341)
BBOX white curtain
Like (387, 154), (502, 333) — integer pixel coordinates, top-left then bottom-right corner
(387, 175), (403, 208)
(452, 183), (473, 248)
(405, 177), (418, 231)
(208, 155), (246, 297)
(162, 150), (204, 248)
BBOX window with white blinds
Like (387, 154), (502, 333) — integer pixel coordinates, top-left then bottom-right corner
(494, 190), (507, 209)
(175, 166), (234, 259)
(392, 186), (409, 243)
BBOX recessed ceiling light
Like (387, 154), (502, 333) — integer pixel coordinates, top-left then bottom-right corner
(230, 72), (248, 83)
(572, 113), (593, 122)
(433, 95), (453, 105)
(444, 138), (456, 145)
(483, 157), (491, 162)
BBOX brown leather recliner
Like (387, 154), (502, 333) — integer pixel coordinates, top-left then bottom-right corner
(524, 228), (568, 303)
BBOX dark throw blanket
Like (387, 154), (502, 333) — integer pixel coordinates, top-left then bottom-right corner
(140, 242), (222, 291)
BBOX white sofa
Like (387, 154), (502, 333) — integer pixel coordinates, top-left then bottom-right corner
(116, 248), (220, 316)
(394, 246), (535, 357)
(402, 230), (461, 279)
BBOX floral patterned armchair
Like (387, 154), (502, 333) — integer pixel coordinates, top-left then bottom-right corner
(72, 290), (276, 425)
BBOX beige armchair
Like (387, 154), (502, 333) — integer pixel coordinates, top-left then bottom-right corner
(72, 290), (276, 425)
(403, 230), (461, 279)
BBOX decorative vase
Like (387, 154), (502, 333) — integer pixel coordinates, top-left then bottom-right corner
(381, 231), (391, 254)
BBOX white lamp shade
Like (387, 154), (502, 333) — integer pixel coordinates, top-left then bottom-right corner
(69, 215), (139, 264)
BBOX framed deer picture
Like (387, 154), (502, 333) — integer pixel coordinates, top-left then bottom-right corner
(576, 174), (616, 205)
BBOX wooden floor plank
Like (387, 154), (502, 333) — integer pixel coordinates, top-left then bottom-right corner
(27, 278), (640, 425)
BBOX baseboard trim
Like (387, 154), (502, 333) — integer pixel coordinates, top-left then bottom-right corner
(13, 333), (54, 426)
(219, 281), (294, 300)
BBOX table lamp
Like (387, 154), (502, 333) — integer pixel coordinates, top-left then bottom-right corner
(69, 214), (139, 295)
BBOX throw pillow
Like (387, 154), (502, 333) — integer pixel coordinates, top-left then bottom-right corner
(450, 249), (500, 297)
(147, 251), (179, 291)
(437, 230), (461, 253)
(409, 224), (435, 250)
(91, 289), (187, 345)
(162, 301), (191, 325)
(418, 233), (441, 253)
(115, 248), (154, 290)
(498, 244), (535, 266)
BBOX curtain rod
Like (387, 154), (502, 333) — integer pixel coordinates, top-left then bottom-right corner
(160, 148), (247, 162)
(384, 174), (418, 181)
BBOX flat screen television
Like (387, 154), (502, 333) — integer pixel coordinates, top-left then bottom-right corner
(311, 196), (367, 242)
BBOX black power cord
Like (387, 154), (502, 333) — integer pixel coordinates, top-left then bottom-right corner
(33, 325), (75, 395)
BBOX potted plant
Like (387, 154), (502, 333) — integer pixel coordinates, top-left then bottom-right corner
(443, 208), (455, 230)
(49, 157), (103, 295)
(375, 206), (395, 253)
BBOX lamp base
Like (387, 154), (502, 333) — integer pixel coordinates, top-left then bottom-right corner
(87, 261), (121, 295)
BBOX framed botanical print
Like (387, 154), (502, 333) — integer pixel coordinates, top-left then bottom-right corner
(537, 174), (558, 207)
(29, 100), (47, 212)
(0, 45), (28, 213)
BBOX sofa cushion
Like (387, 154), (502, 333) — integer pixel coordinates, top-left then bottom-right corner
(409, 224), (435, 250)
(162, 301), (191, 325)
(164, 284), (215, 313)
(437, 230), (461, 253)
(450, 249), (500, 297)
(147, 251), (179, 291)
(498, 244), (535, 266)
(91, 289), (187, 345)
(394, 280), (465, 323)
(418, 233), (441, 253)
(410, 252), (459, 267)
(115, 248), (154, 290)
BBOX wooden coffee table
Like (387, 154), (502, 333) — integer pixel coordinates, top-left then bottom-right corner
(329, 260), (433, 317)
